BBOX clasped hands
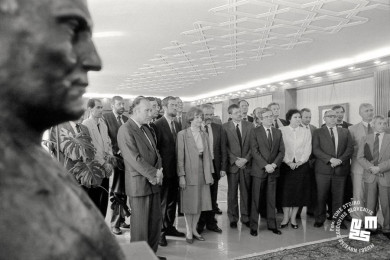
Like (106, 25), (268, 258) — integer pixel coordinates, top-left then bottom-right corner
(329, 158), (342, 168)
(287, 161), (303, 170)
(369, 166), (383, 177)
(149, 168), (163, 186)
(179, 173), (215, 190)
(235, 158), (248, 169)
(265, 163), (277, 173)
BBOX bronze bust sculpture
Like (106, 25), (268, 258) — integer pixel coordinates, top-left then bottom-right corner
(0, 0), (125, 259)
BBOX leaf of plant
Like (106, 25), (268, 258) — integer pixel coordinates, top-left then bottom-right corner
(60, 128), (95, 161)
(70, 160), (105, 188)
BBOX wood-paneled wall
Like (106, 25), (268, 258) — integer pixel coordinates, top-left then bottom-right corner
(296, 77), (375, 127)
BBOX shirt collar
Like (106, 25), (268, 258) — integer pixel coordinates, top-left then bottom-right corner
(164, 115), (174, 125)
(130, 117), (142, 129)
(113, 110), (121, 119)
(361, 121), (370, 127)
(374, 132), (384, 137)
(263, 125), (272, 132)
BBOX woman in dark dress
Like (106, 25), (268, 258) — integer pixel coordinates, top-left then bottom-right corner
(279, 109), (312, 229)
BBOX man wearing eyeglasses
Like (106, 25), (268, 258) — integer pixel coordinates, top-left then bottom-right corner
(312, 110), (353, 229)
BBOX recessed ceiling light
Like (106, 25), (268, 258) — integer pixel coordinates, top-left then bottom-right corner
(374, 60), (381, 64)
(382, 61), (387, 64)
(309, 75), (315, 78)
(348, 66), (355, 70)
(327, 71), (334, 75)
(279, 82), (284, 85)
(93, 31), (124, 38)
(294, 79), (299, 82)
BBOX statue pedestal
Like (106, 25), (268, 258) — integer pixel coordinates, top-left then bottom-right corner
(121, 242), (158, 260)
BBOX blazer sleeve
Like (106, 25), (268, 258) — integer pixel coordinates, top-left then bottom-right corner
(176, 131), (186, 177)
(339, 130), (354, 163)
(224, 128), (238, 165)
(357, 136), (374, 170)
(378, 141), (390, 173)
(312, 130), (332, 164)
(244, 127), (253, 162)
(273, 131), (285, 167)
(117, 126), (157, 180)
(250, 129), (268, 169)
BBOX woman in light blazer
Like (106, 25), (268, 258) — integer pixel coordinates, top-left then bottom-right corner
(177, 107), (214, 243)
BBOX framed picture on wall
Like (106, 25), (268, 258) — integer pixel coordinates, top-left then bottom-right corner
(318, 103), (349, 126)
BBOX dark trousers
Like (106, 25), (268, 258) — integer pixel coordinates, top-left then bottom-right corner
(84, 177), (109, 217)
(315, 174), (346, 224)
(160, 177), (178, 236)
(227, 169), (251, 223)
(250, 176), (277, 230)
(343, 173), (353, 216)
(129, 192), (162, 252)
(110, 166), (126, 228)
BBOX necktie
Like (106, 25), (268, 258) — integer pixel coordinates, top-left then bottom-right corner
(267, 129), (272, 149)
(147, 124), (157, 144)
(367, 123), (373, 135)
(205, 125), (209, 134)
(171, 121), (177, 142)
(274, 120), (279, 129)
(117, 115), (122, 126)
(97, 123), (101, 133)
(243, 118), (247, 121)
(236, 124), (242, 151)
(373, 133), (380, 166)
(330, 127), (335, 146)
(141, 126), (155, 152)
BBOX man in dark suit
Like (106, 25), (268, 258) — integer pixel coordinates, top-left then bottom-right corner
(250, 108), (285, 236)
(268, 102), (288, 128)
(228, 99), (253, 122)
(312, 110), (353, 229)
(145, 97), (159, 144)
(197, 104), (227, 234)
(223, 104), (253, 228)
(155, 96), (185, 246)
(175, 97), (187, 130)
(102, 96), (129, 235)
(117, 97), (164, 256)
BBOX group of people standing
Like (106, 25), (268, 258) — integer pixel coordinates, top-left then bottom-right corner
(51, 95), (390, 259)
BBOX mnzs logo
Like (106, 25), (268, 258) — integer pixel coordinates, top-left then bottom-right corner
(349, 216), (377, 242)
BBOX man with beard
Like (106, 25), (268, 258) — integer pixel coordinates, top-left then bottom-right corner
(0, 0), (124, 259)
(103, 96), (130, 235)
(155, 96), (185, 246)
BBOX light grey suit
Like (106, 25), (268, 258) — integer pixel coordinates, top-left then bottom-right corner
(349, 122), (371, 220)
(358, 133), (390, 233)
(223, 120), (253, 224)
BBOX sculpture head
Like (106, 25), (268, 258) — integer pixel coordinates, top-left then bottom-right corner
(0, 0), (102, 131)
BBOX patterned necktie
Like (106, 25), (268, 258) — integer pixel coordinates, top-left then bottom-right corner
(171, 121), (177, 142)
(367, 123), (373, 135)
(117, 115), (122, 126)
(236, 124), (242, 151)
(330, 127), (335, 146)
(141, 125), (155, 152)
(373, 133), (380, 166)
(267, 129), (272, 149)
(148, 124), (157, 144)
(274, 120), (279, 129)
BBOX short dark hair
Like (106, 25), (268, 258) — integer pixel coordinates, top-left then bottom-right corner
(286, 109), (301, 122)
(146, 96), (157, 102)
(162, 96), (177, 107)
(300, 108), (311, 113)
(238, 99), (249, 106)
(267, 102), (280, 109)
(332, 105), (345, 112)
(258, 107), (272, 120)
(156, 98), (162, 107)
(111, 96), (123, 105)
(228, 104), (239, 114)
(201, 104), (214, 110)
(129, 96), (146, 114)
(87, 98), (101, 109)
(186, 107), (203, 124)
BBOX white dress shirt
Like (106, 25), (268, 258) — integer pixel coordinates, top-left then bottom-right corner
(164, 115), (176, 133)
(191, 127), (204, 153)
(280, 126), (312, 163)
(327, 125), (339, 154)
(233, 121), (242, 136)
(263, 125), (273, 139)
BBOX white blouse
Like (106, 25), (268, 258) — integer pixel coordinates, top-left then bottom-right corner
(280, 125), (312, 164)
(191, 127), (204, 153)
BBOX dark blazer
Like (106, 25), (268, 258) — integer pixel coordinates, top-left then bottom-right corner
(50, 122), (91, 170)
(312, 126), (353, 176)
(250, 127), (285, 179)
(117, 118), (161, 197)
(209, 123), (227, 180)
(176, 128), (214, 185)
(155, 116), (180, 178)
(222, 120), (253, 173)
(102, 112), (128, 155)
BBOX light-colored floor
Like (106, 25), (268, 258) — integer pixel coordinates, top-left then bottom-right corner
(109, 177), (349, 260)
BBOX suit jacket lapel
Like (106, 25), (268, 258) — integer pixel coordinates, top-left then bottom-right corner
(162, 117), (175, 142)
(323, 127), (335, 155)
(228, 121), (240, 145)
(129, 120), (154, 152)
(186, 128), (198, 156)
(241, 122), (249, 145)
(379, 134), (390, 161)
(211, 123), (218, 150)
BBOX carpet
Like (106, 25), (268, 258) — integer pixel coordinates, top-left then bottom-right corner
(235, 233), (390, 260)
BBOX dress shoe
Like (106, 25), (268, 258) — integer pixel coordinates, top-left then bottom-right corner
(207, 225), (222, 233)
(296, 214), (301, 219)
(250, 229), (258, 236)
(214, 208), (223, 215)
(193, 235), (205, 241)
(158, 256), (167, 260)
(383, 233), (390, 240)
(291, 223), (299, 229)
(196, 226), (204, 234)
(120, 223), (130, 229)
(280, 220), (289, 229)
(242, 221), (250, 228)
(268, 228), (282, 235)
(178, 212), (184, 217)
(159, 235), (167, 247)
(230, 222), (237, 228)
(186, 237), (193, 244)
(340, 223), (347, 230)
(314, 222), (323, 228)
(112, 227), (122, 235)
(166, 228), (185, 237)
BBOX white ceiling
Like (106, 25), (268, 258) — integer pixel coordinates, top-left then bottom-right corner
(87, 0), (390, 101)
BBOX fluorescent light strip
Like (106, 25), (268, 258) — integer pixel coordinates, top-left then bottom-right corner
(184, 46), (390, 101)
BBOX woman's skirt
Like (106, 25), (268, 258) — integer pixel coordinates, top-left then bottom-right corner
(280, 162), (311, 207)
